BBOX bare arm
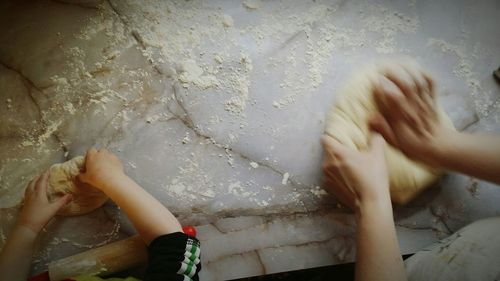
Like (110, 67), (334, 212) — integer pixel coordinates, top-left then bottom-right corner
(430, 130), (500, 184)
(356, 199), (405, 281)
(0, 225), (38, 281)
(321, 134), (406, 281)
(0, 172), (71, 281)
(370, 63), (500, 184)
(78, 148), (182, 245)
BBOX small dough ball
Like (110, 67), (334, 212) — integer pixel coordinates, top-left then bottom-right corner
(325, 60), (455, 205)
(48, 156), (108, 216)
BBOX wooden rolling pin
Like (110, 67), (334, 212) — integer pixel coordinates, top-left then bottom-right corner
(43, 226), (196, 281)
(48, 235), (147, 281)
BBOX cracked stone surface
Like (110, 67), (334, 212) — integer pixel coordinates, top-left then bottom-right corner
(0, 0), (499, 280)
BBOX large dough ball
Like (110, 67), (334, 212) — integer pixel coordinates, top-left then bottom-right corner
(48, 156), (108, 216)
(325, 61), (454, 205)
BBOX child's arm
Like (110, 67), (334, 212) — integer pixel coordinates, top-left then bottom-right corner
(0, 172), (71, 281)
(321, 134), (406, 281)
(78, 148), (182, 245)
(78, 149), (201, 281)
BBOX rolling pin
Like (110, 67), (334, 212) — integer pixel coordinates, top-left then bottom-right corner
(45, 226), (197, 281)
(48, 235), (147, 281)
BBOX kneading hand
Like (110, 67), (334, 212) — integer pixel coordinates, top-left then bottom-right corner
(18, 171), (72, 234)
(369, 63), (453, 164)
(321, 133), (390, 212)
(78, 148), (125, 190)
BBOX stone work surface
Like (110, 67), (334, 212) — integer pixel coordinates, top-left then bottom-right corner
(0, 0), (499, 279)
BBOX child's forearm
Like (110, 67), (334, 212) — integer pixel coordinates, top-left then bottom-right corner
(430, 131), (500, 184)
(99, 174), (182, 245)
(355, 198), (407, 281)
(0, 224), (38, 281)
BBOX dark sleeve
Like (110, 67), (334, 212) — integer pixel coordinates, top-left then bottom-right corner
(144, 232), (201, 281)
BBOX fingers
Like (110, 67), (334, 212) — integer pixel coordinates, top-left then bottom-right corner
(379, 63), (441, 136)
(379, 75), (427, 133)
(38, 170), (50, 195)
(369, 114), (398, 147)
(34, 171), (49, 194)
(323, 174), (355, 210)
(77, 172), (88, 184)
(376, 75), (407, 117)
(80, 147), (97, 181)
(422, 71), (435, 99)
(50, 194), (73, 213)
(84, 147), (98, 165)
(384, 64), (419, 100)
(321, 135), (348, 160)
(368, 132), (386, 158)
(25, 175), (39, 196)
(398, 63), (429, 97)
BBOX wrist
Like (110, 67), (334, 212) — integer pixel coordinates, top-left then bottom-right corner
(98, 172), (129, 191)
(355, 194), (392, 221)
(425, 128), (460, 166)
(13, 223), (40, 239)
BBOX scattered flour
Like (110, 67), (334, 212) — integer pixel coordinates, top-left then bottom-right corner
(178, 59), (220, 89)
(214, 54), (224, 64)
(243, 0), (260, 10)
(281, 172), (290, 185)
(221, 52), (253, 116)
(310, 186), (328, 198)
(362, 3), (420, 53)
(222, 14), (234, 27)
(426, 38), (489, 117)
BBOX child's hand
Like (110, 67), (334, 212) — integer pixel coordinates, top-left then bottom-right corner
(18, 171), (72, 234)
(78, 148), (125, 190)
(321, 133), (390, 212)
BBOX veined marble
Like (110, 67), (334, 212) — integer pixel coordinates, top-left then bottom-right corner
(0, 0), (499, 280)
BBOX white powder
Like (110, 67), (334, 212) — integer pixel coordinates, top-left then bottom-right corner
(362, 4), (420, 53)
(214, 54), (224, 64)
(222, 52), (253, 116)
(178, 59), (220, 89)
(426, 38), (489, 117)
(281, 172), (289, 185)
(222, 14), (234, 27)
(243, 0), (260, 10)
(310, 186), (328, 198)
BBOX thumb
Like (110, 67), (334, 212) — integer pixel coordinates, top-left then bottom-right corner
(368, 132), (386, 156)
(369, 114), (398, 147)
(77, 173), (88, 184)
(51, 194), (73, 213)
(321, 134), (347, 160)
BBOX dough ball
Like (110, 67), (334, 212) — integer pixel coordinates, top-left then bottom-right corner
(325, 60), (454, 205)
(48, 156), (108, 216)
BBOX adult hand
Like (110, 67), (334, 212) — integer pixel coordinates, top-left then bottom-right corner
(78, 148), (124, 190)
(321, 133), (390, 212)
(369, 63), (454, 164)
(18, 171), (72, 234)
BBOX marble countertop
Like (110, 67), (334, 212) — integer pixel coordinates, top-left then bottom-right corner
(0, 0), (499, 280)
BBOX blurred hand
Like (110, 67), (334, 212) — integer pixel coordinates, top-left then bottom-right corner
(370, 63), (453, 163)
(18, 171), (72, 234)
(78, 148), (124, 190)
(321, 133), (390, 212)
